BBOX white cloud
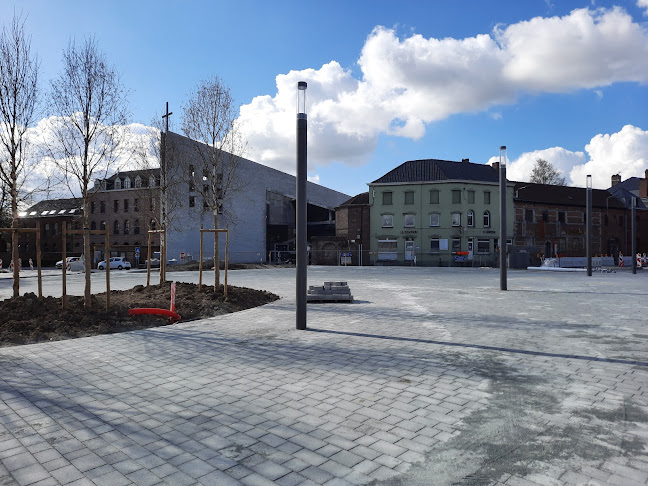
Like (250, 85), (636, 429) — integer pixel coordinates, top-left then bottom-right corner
(570, 124), (648, 187)
(502, 125), (648, 188)
(638, 0), (648, 15)
(238, 7), (648, 172)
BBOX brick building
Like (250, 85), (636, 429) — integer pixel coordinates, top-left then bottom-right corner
(513, 182), (629, 264)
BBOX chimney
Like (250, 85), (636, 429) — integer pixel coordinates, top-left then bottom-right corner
(640, 170), (648, 199)
(611, 174), (621, 186)
(462, 158), (470, 163)
(492, 162), (500, 171)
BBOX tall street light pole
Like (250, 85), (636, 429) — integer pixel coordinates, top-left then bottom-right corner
(499, 145), (507, 291)
(296, 82), (307, 330)
(632, 197), (637, 275)
(586, 175), (592, 276)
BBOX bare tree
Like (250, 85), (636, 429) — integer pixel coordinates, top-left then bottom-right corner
(530, 158), (566, 185)
(181, 76), (246, 292)
(0, 13), (39, 298)
(48, 38), (128, 308)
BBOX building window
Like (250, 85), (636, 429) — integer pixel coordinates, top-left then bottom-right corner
(124, 220), (130, 235)
(403, 214), (415, 227)
(377, 239), (397, 261)
(91, 221), (96, 230)
(100, 201), (105, 213)
(467, 237), (474, 253)
(189, 181), (195, 192)
(430, 213), (440, 227)
(467, 210), (474, 227)
(189, 164), (195, 177)
(483, 211), (490, 227)
(114, 200), (119, 212)
(477, 239), (490, 254)
(452, 212), (461, 227)
(525, 209), (534, 222)
(382, 214), (393, 228)
(100, 221), (106, 230)
(430, 190), (439, 204)
(151, 220), (156, 231)
(189, 196), (195, 207)
(149, 176), (156, 187)
(484, 191), (491, 204)
(113, 220), (120, 235)
(150, 197), (156, 211)
(134, 220), (140, 235)
(114, 178), (121, 190)
(430, 238), (440, 253)
(134, 176), (141, 188)
(558, 211), (566, 223)
(124, 199), (129, 212)
(124, 177), (131, 189)
(134, 199), (139, 212)
(382, 191), (393, 205)
(404, 191), (414, 205)
(452, 238), (461, 253)
(572, 237), (583, 251)
(542, 210), (548, 222)
(467, 190), (475, 204)
(91, 201), (95, 214)
(452, 190), (461, 204)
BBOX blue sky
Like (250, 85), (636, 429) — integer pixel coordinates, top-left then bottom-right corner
(2, 0), (648, 196)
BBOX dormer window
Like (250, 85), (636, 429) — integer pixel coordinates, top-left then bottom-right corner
(134, 176), (142, 188)
(114, 178), (121, 190)
(124, 177), (131, 189)
(149, 176), (156, 187)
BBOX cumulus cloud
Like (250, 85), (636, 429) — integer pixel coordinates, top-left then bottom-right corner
(238, 7), (648, 173)
(570, 124), (648, 187)
(501, 125), (648, 188)
(638, 0), (648, 15)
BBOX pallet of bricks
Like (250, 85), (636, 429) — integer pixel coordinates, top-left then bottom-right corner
(307, 281), (353, 303)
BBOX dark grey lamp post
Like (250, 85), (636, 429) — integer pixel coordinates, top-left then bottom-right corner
(586, 175), (592, 276)
(499, 145), (507, 291)
(632, 197), (637, 275)
(296, 82), (307, 330)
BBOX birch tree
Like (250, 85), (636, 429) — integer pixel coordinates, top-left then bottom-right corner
(181, 76), (246, 292)
(0, 14), (39, 298)
(48, 38), (128, 308)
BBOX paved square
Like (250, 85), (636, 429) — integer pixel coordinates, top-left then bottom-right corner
(1, 267), (648, 485)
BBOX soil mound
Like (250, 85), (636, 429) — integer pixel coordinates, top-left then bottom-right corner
(0, 282), (279, 347)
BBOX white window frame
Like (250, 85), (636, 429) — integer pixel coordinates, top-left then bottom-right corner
(483, 211), (490, 228)
(403, 214), (415, 228)
(124, 177), (131, 189)
(114, 178), (121, 190)
(429, 213), (440, 227)
(477, 238), (489, 254)
(377, 238), (398, 261)
(452, 212), (461, 227)
(467, 210), (474, 227)
(382, 214), (394, 228)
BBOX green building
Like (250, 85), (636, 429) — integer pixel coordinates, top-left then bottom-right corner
(368, 159), (515, 266)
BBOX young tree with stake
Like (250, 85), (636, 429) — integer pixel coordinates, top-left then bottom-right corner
(48, 38), (128, 308)
(181, 76), (246, 292)
(0, 14), (39, 298)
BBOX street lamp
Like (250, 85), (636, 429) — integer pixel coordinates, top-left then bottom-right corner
(296, 82), (307, 330)
(499, 145), (507, 291)
(632, 196), (637, 275)
(586, 175), (592, 276)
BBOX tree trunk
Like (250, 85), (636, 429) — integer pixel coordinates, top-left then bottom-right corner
(83, 199), (92, 308)
(213, 211), (220, 292)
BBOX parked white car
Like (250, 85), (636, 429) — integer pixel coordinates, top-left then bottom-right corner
(56, 256), (81, 269)
(97, 257), (131, 270)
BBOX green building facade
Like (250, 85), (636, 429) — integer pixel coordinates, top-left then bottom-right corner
(368, 159), (515, 266)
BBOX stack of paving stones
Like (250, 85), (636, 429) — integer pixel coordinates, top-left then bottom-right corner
(307, 281), (354, 303)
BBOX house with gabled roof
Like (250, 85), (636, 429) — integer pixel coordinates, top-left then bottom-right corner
(368, 158), (514, 266)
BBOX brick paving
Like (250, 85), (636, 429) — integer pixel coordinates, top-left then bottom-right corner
(1, 267), (648, 485)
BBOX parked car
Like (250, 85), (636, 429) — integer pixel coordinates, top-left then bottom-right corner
(145, 251), (161, 268)
(97, 257), (131, 270)
(56, 256), (81, 269)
